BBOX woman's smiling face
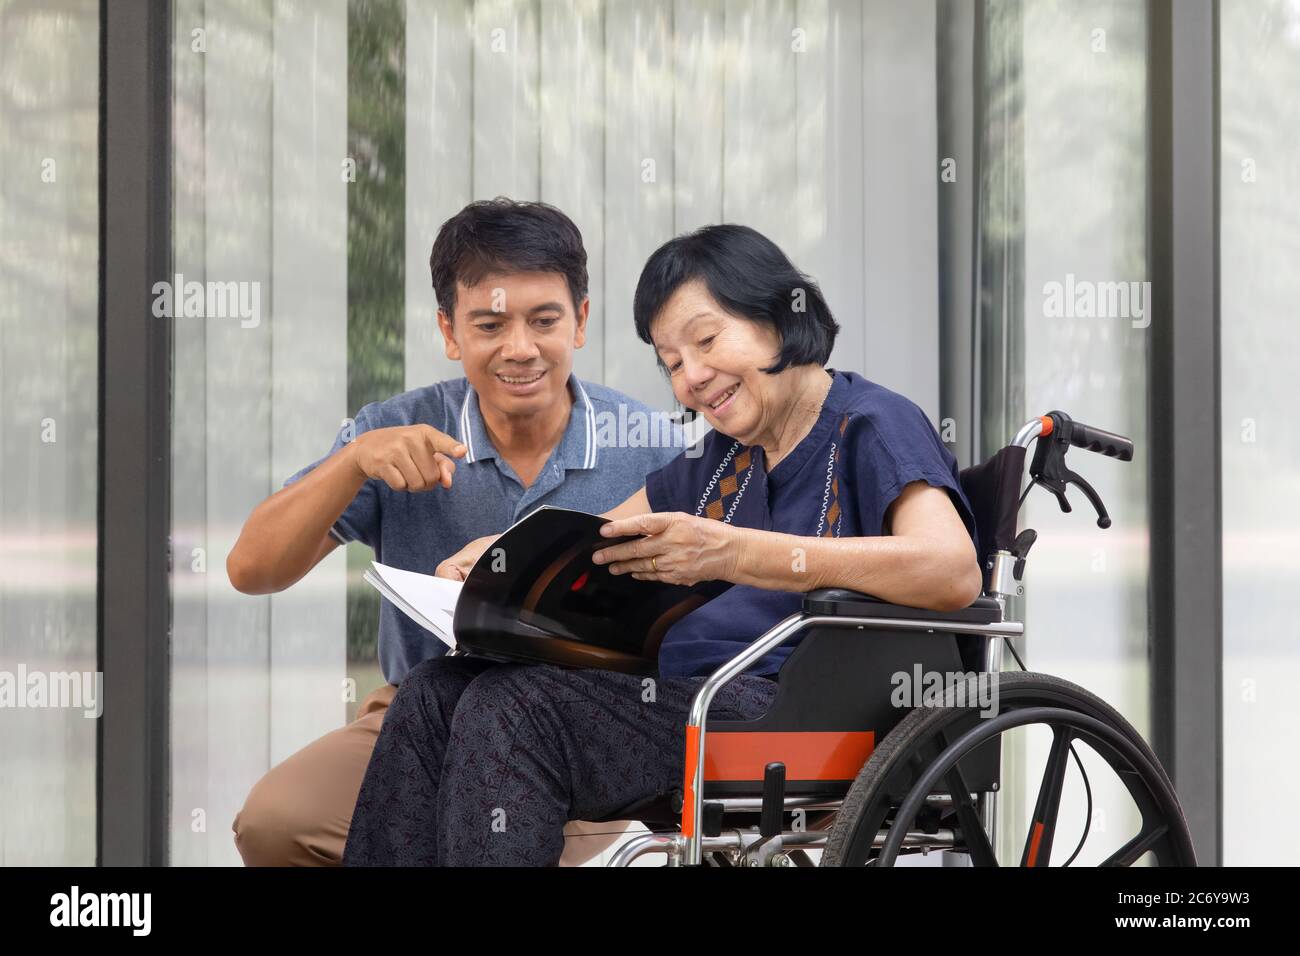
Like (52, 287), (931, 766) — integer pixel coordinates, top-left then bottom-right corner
(649, 279), (786, 445)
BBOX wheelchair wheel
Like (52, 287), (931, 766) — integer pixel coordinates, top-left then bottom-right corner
(821, 672), (1196, 867)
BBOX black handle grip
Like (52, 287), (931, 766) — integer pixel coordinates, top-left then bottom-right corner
(1068, 421), (1134, 461)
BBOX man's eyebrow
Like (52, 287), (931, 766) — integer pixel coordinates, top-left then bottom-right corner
(527, 301), (565, 315)
(465, 302), (565, 319)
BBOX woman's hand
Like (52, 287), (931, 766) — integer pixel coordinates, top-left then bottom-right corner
(435, 533), (499, 581)
(591, 512), (742, 587)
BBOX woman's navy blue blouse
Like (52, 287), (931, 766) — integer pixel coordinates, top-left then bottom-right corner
(644, 368), (979, 680)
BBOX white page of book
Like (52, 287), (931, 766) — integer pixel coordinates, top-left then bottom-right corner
(367, 562), (463, 649)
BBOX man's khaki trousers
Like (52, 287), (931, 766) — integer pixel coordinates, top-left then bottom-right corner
(231, 682), (626, 866)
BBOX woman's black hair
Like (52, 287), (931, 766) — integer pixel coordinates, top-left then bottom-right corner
(632, 224), (839, 374)
(430, 197), (588, 317)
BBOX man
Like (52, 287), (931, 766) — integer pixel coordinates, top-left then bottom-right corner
(226, 198), (686, 866)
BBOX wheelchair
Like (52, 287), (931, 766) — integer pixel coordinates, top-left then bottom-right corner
(598, 410), (1198, 867)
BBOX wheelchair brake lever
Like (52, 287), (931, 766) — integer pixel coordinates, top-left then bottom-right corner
(760, 762), (786, 838)
(1034, 469), (1112, 529)
(1038, 476), (1074, 516)
(1064, 468), (1112, 529)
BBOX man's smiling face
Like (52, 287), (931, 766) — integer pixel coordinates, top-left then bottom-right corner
(437, 270), (588, 418)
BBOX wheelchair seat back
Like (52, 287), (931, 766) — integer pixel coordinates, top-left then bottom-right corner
(705, 608), (1003, 799)
(957, 443), (1028, 592)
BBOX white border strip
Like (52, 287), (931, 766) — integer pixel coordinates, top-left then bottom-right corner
(459, 388), (477, 462)
(574, 378), (597, 468)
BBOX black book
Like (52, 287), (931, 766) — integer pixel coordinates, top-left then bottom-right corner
(364, 506), (730, 675)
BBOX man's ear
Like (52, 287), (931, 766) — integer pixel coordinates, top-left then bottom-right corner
(573, 297), (590, 350)
(436, 310), (461, 361)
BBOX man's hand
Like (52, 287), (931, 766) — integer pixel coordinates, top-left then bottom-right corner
(435, 533), (499, 581)
(590, 512), (742, 587)
(350, 425), (466, 492)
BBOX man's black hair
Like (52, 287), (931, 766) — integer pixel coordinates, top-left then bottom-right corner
(430, 197), (588, 317)
(632, 224), (839, 374)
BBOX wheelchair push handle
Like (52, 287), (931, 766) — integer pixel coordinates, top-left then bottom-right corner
(1026, 411), (1134, 530)
(1066, 420), (1134, 461)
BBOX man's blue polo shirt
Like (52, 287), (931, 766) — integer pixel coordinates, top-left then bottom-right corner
(284, 373), (685, 684)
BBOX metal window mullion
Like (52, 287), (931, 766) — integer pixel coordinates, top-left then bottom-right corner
(1146, 0), (1222, 867)
(98, 0), (173, 867)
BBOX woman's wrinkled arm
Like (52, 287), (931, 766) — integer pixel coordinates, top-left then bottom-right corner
(594, 480), (982, 613)
(726, 481), (981, 611)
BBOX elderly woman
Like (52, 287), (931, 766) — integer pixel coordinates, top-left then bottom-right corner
(342, 224), (982, 866)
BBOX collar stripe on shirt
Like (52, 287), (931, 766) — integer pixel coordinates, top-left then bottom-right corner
(459, 390), (476, 463)
(573, 378), (597, 469)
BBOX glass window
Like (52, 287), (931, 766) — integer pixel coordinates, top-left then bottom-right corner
(1219, 0), (1300, 865)
(981, 0), (1152, 865)
(0, 0), (100, 865)
(170, 0), (351, 865)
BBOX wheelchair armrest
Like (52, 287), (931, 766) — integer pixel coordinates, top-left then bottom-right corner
(802, 589), (1003, 625)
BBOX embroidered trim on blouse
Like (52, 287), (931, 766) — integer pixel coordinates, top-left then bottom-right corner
(815, 413), (853, 538)
(814, 442), (838, 537)
(694, 441), (740, 517)
(723, 462), (755, 523)
(695, 440), (756, 524)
